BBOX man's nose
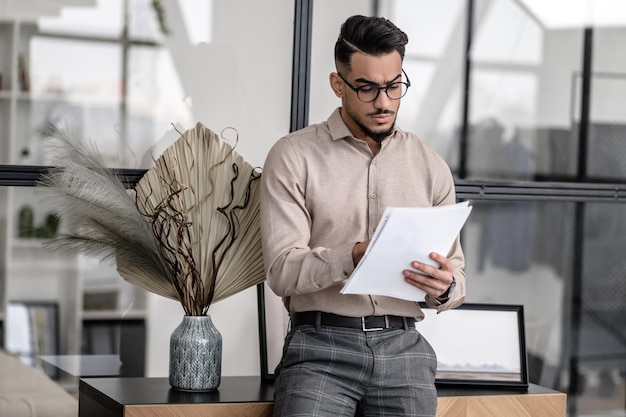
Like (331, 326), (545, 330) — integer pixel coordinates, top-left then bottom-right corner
(373, 89), (393, 107)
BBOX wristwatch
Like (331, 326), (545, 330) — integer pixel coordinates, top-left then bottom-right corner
(436, 276), (456, 302)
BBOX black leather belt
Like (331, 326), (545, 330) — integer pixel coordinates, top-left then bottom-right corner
(291, 311), (415, 331)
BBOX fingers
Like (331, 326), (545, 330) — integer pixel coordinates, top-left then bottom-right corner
(402, 269), (449, 296)
(402, 252), (453, 297)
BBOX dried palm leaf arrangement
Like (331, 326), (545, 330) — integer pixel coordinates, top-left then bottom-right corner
(38, 123), (264, 316)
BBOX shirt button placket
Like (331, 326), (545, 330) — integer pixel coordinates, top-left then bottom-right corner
(368, 161), (379, 239)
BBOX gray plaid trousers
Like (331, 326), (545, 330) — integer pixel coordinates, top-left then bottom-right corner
(273, 323), (438, 417)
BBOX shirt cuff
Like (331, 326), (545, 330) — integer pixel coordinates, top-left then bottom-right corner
(327, 241), (358, 284)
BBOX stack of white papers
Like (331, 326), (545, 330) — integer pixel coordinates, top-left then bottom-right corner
(340, 201), (472, 302)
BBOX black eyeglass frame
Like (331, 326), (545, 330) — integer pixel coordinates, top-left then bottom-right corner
(337, 69), (411, 103)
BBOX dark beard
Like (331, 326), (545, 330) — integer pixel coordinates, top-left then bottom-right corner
(355, 118), (395, 143)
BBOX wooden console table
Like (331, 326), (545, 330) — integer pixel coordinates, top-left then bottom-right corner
(79, 376), (566, 417)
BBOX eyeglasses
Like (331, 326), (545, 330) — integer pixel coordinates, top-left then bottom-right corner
(337, 69), (411, 103)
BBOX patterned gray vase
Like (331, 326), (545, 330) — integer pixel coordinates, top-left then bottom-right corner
(169, 315), (222, 391)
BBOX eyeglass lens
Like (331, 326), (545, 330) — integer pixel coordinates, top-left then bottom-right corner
(357, 83), (408, 102)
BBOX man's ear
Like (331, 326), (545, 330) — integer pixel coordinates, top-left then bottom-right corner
(329, 72), (343, 98)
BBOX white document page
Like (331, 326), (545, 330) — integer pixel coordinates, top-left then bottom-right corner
(340, 202), (472, 302)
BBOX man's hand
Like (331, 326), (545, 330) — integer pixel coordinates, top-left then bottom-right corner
(352, 240), (370, 266)
(402, 252), (454, 298)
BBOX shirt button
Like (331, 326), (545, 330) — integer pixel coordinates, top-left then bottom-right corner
(370, 193), (377, 199)
(373, 300), (379, 305)
(342, 271), (349, 278)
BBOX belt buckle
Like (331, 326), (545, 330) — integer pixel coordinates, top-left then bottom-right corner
(361, 316), (388, 332)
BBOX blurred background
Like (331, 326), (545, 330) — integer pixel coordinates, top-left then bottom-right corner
(0, 1), (624, 416)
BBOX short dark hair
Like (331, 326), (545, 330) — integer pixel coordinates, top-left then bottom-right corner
(334, 15), (409, 71)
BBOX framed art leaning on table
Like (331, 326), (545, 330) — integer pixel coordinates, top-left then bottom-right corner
(417, 302), (529, 389)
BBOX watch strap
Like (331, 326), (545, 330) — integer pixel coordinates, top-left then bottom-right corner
(436, 276), (456, 302)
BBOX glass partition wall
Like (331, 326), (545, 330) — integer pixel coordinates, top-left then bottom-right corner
(1, 0), (625, 416)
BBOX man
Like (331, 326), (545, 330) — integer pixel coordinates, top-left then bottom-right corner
(260, 15), (465, 417)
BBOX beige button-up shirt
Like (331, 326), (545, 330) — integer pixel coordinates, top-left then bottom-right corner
(260, 108), (465, 321)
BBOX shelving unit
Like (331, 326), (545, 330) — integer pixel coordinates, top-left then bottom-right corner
(3, 189), (148, 357)
(0, 16), (148, 373)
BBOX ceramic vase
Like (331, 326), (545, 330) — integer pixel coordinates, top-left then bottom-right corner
(169, 315), (222, 391)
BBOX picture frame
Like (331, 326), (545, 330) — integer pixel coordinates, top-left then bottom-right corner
(4, 300), (60, 378)
(417, 302), (529, 389)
